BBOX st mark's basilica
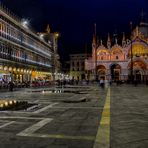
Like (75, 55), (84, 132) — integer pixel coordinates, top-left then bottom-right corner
(85, 21), (148, 82)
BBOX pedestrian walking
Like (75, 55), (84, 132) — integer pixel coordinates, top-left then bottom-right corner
(100, 78), (104, 89)
(8, 81), (14, 91)
(109, 79), (112, 86)
(134, 78), (137, 86)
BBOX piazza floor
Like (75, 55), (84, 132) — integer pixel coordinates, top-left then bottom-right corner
(0, 84), (147, 148)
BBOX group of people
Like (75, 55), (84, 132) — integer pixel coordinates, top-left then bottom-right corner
(8, 81), (14, 91)
(99, 78), (148, 88)
(99, 78), (120, 88)
(56, 79), (90, 86)
(0, 79), (31, 91)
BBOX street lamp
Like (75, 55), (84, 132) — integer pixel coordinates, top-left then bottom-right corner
(130, 22), (133, 83)
(21, 19), (29, 28)
(54, 32), (60, 39)
(52, 32), (60, 83)
(39, 34), (44, 40)
(93, 23), (98, 81)
(95, 45), (97, 81)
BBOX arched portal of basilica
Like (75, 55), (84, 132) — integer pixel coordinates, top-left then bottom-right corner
(97, 65), (106, 80)
(128, 60), (147, 82)
(110, 64), (121, 81)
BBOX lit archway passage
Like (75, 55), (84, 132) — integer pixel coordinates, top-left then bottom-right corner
(128, 60), (147, 82)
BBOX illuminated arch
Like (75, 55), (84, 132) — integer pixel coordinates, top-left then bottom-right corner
(97, 49), (109, 55)
(128, 60), (147, 70)
(110, 63), (122, 81)
(128, 42), (148, 56)
(97, 65), (106, 70)
(111, 45), (124, 60)
(97, 48), (110, 60)
(97, 65), (106, 80)
(111, 45), (123, 54)
(128, 60), (147, 81)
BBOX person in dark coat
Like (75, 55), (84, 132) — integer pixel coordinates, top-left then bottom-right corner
(100, 78), (104, 88)
(8, 81), (14, 91)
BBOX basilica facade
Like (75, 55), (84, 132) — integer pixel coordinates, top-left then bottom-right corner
(85, 22), (148, 82)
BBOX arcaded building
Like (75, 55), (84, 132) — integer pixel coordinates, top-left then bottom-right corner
(85, 22), (148, 82)
(0, 4), (60, 83)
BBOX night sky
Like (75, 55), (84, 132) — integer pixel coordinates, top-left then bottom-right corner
(1, 0), (148, 63)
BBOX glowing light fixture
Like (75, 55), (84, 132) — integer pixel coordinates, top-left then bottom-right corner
(4, 102), (8, 106)
(54, 32), (59, 38)
(9, 101), (13, 105)
(0, 104), (4, 108)
(39, 34), (44, 40)
(21, 19), (29, 28)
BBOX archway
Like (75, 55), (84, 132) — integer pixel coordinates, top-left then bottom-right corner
(97, 65), (106, 80)
(110, 64), (121, 81)
(135, 70), (142, 82)
(81, 74), (85, 80)
(98, 70), (106, 80)
(127, 43), (148, 57)
(128, 60), (147, 82)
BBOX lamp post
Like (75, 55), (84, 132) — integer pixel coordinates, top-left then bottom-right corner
(94, 23), (98, 81)
(53, 32), (60, 82)
(95, 49), (98, 81)
(130, 22), (133, 83)
(130, 40), (133, 83)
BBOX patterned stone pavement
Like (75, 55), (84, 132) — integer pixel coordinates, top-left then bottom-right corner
(110, 84), (148, 148)
(0, 84), (147, 148)
(0, 85), (107, 148)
